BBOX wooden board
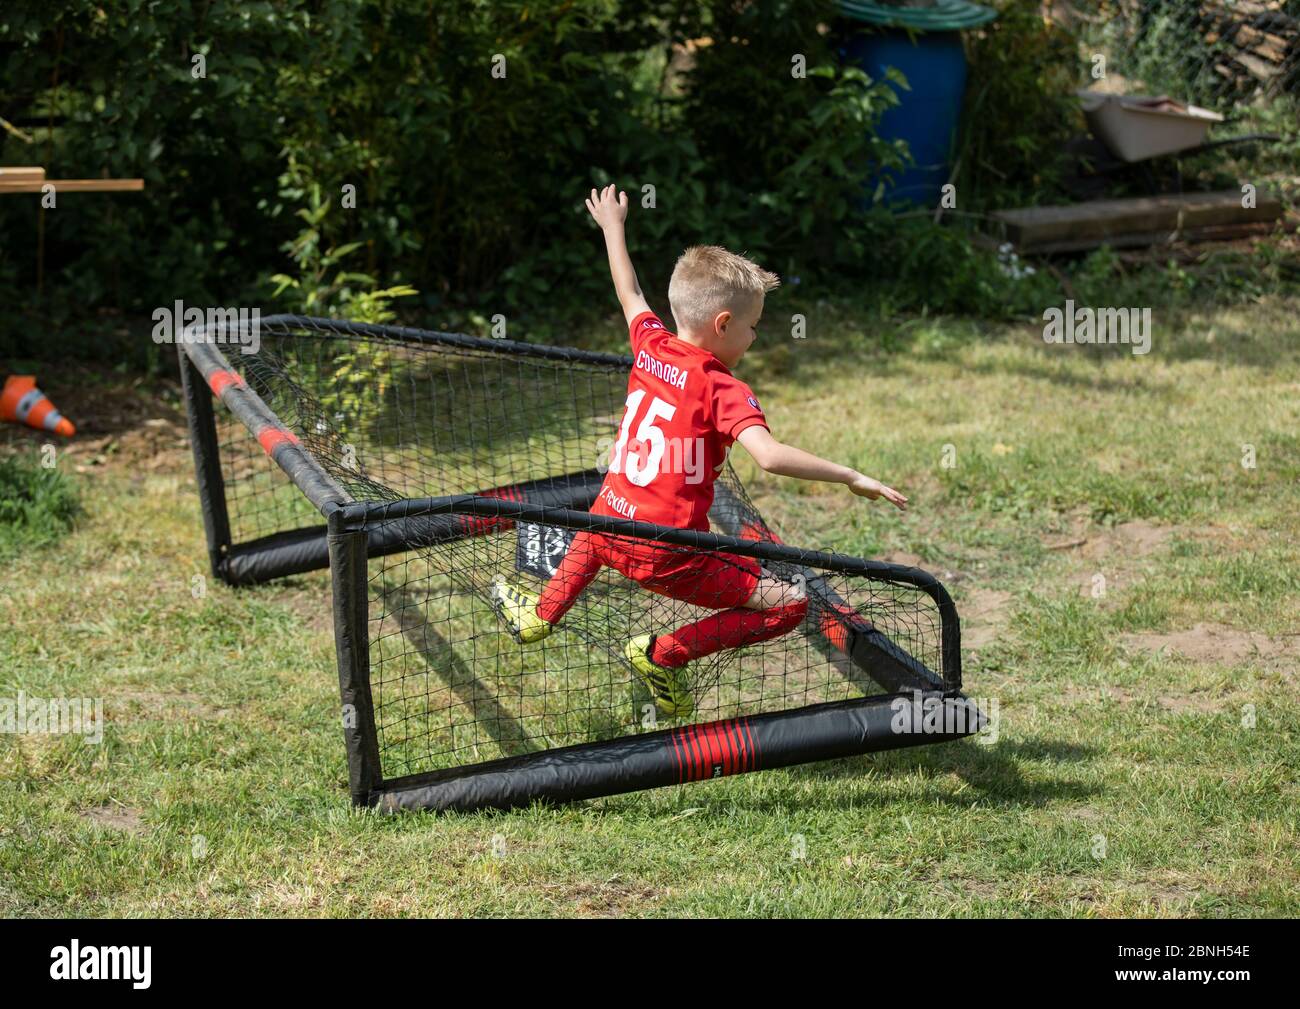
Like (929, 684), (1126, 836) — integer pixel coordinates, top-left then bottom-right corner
(0, 178), (144, 194)
(999, 221), (1288, 256)
(991, 190), (1283, 253)
(0, 167), (46, 181)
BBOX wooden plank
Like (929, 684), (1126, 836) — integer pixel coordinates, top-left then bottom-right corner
(991, 191), (1283, 250)
(1235, 50), (1283, 81)
(1003, 221), (1286, 256)
(0, 178), (144, 194)
(1202, 0), (1283, 15)
(0, 167), (46, 181)
(1234, 26), (1291, 63)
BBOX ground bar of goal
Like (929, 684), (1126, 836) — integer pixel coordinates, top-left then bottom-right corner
(372, 691), (985, 813)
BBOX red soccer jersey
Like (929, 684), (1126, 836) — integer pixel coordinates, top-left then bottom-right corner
(592, 311), (768, 531)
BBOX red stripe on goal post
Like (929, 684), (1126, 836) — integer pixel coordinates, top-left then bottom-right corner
(207, 369), (245, 396)
(741, 717), (759, 772)
(257, 427), (300, 456)
(671, 718), (755, 781)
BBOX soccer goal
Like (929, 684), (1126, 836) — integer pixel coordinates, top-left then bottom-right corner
(179, 315), (983, 812)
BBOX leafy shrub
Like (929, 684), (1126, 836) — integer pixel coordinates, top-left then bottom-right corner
(0, 455), (81, 558)
(955, 0), (1080, 209)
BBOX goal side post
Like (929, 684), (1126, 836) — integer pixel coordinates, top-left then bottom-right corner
(179, 346), (233, 580)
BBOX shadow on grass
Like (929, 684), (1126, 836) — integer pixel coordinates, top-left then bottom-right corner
(779, 734), (1101, 811)
(381, 585), (543, 761)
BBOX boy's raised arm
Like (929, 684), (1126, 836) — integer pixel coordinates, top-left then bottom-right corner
(586, 185), (652, 329)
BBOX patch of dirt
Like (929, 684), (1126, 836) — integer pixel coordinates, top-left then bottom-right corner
(279, 584), (339, 638)
(66, 422), (190, 474)
(1062, 520), (1179, 562)
(876, 550), (970, 585)
(1121, 623), (1300, 670)
(878, 550), (924, 568)
(958, 589), (1013, 650)
(1042, 519), (1200, 600)
(1065, 682), (1246, 716)
(1071, 569), (1130, 598)
(939, 876), (1001, 902)
(542, 877), (665, 918)
(79, 805), (145, 834)
(112, 690), (231, 721)
(869, 550), (1009, 650)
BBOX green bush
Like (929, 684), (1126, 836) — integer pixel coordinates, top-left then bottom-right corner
(0, 455), (81, 558)
(955, 0), (1080, 209)
(0, 0), (927, 348)
(3, 0), (1285, 356)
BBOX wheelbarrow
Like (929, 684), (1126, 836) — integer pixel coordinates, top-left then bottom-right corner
(1064, 91), (1280, 199)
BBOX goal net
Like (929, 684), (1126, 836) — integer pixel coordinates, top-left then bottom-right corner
(180, 315), (978, 811)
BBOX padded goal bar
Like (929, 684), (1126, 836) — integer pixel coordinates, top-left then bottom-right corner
(339, 493), (961, 691)
(217, 469), (607, 585)
(376, 692), (984, 812)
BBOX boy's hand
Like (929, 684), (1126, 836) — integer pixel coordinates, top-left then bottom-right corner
(586, 183), (649, 327)
(849, 472), (909, 511)
(585, 184), (628, 232)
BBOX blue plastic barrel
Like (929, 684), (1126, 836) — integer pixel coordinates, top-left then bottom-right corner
(840, 29), (971, 207)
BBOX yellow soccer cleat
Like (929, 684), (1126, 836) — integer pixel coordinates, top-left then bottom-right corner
(625, 634), (694, 718)
(490, 578), (554, 644)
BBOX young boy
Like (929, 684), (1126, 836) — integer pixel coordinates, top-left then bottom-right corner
(492, 185), (907, 717)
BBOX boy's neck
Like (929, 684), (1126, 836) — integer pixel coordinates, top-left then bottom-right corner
(675, 330), (715, 355)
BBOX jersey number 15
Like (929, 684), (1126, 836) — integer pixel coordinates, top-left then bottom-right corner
(610, 388), (676, 487)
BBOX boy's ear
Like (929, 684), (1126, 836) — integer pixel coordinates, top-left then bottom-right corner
(714, 310), (732, 335)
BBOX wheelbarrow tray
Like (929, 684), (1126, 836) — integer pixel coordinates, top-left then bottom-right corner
(1077, 91), (1224, 163)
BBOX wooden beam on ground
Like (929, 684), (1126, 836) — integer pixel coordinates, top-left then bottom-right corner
(991, 190), (1284, 253)
(0, 178), (144, 194)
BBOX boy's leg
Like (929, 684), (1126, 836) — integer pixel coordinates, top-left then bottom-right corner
(650, 566), (811, 670)
(493, 531), (603, 642)
(640, 557), (809, 669)
(536, 531), (604, 624)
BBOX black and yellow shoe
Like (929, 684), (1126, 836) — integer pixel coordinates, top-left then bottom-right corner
(624, 634), (693, 718)
(490, 578), (554, 644)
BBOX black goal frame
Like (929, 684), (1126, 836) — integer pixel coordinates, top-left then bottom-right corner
(180, 315), (984, 813)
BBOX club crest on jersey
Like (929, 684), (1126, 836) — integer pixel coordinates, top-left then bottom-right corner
(747, 396), (760, 410)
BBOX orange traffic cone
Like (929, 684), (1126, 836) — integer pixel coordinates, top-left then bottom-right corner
(1, 375), (76, 437)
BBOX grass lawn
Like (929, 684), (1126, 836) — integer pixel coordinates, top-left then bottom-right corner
(2, 293), (1298, 917)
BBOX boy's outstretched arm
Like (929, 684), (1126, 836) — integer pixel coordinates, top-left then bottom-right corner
(585, 184), (652, 328)
(736, 426), (908, 510)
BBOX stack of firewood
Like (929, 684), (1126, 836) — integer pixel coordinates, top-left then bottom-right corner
(1199, 0), (1299, 99)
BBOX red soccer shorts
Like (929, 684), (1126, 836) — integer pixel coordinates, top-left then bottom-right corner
(536, 530), (760, 623)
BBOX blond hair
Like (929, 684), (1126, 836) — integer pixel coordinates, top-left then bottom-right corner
(667, 246), (779, 334)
